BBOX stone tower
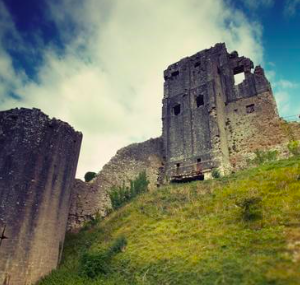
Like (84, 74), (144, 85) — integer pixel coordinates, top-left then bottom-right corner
(0, 108), (82, 285)
(162, 43), (278, 181)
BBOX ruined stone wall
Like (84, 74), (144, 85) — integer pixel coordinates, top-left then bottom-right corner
(0, 108), (82, 285)
(67, 179), (110, 232)
(225, 92), (300, 169)
(162, 45), (225, 181)
(67, 137), (164, 231)
(162, 43), (288, 180)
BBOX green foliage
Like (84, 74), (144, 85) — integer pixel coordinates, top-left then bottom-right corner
(249, 149), (278, 166)
(211, 168), (221, 179)
(109, 171), (149, 210)
(84, 172), (97, 182)
(79, 252), (110, 278)
(39, 156), (300, 285)
(236, 196), (262, 221)
(287, 140), (300, 156)
(79, 236), (127, 279)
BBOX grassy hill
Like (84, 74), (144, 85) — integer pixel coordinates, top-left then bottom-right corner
(39, 157), (300, 285)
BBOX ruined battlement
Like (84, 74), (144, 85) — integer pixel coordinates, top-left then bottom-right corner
(163, 43), (270, 101)
(0, 108), (82, 285)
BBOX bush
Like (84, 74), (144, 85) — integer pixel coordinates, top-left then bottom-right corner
(109, 171), (149, 210)
(287, 140), (300, 156)
(82, 212), (102, 230)
(79, 236), (127, 279)
(211, 168), (221, 179)
(84, 172), (97, 182)
(80, 251), (110, 278)
(237, 197), (262, 222)
(249, 150), (278, 166)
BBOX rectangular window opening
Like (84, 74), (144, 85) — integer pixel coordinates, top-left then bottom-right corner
(196, 95), (204, 107)
(197, 158), (201, 163)
(176, 163), (180, 168)
(173, 104), (181, 116)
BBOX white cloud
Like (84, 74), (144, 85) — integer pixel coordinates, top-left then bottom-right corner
(271, 77), (299, 118)
(0, 0), (264, 179)
(274, 90), (290, 115)
(284, 0), (300, 16)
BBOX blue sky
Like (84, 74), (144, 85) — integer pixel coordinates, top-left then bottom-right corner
(0, 0), (299, 177)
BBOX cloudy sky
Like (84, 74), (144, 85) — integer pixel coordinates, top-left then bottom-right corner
(0, 0), (299, 178)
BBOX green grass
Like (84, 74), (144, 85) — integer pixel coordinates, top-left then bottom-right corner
(39, 157), (300, 285)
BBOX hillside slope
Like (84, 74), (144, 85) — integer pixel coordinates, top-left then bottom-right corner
(39, 157), (300, 285)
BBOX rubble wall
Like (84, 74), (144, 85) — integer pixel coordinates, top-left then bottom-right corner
(225, 92), (300, 168)
(67, 137), (164, 231)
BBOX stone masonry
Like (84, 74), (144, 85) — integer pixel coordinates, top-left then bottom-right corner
(67, 137), (164, 231)
(162, 43), (300, 181)
(2, 44), (300, 283)
(0, 108), (82, 285)
(69, 43), (300, 230)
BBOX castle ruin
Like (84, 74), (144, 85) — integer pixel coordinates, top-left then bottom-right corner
(162, 43), (279, 181)
(0, 108), (82, 285)
(67, 43), (300, 231)
(0, 43), (300, 284)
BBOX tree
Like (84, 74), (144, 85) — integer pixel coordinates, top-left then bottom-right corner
(84, 172), (97, 182)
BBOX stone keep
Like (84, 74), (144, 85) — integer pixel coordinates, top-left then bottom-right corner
(162, 43), (279, 181)
(0, 108), (82, 285)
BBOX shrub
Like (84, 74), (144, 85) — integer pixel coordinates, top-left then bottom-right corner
(249, 150), (278, 166)
(79, 236), (127, 279)
(237, 196), (262, 222)
(211, 168), (221, 179)
(80, 251), (110, 278)
(84, 172), (97, 182)
(287, 140), (300, 156)
(82, 212), (102, 230)
(109, 171), (149, 210)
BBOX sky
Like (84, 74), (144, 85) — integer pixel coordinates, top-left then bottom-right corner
(0, 0), (299, 179)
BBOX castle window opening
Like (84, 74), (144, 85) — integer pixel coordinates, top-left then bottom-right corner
(246, 104), (255, 114)
(173, 104), (181, 116)
(233, 65), (245, 85)
(196, 95), (204, 107)
(197, 158), (201, 162)
(176, 163), (180, 168)
(171, 71), (179, 78)
(234, 73), (245, 85)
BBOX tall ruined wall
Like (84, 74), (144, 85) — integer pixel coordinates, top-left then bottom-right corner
(68, 137), (164, 231)
(162, 45), (222, 181)
(0, 108), (82, 285)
